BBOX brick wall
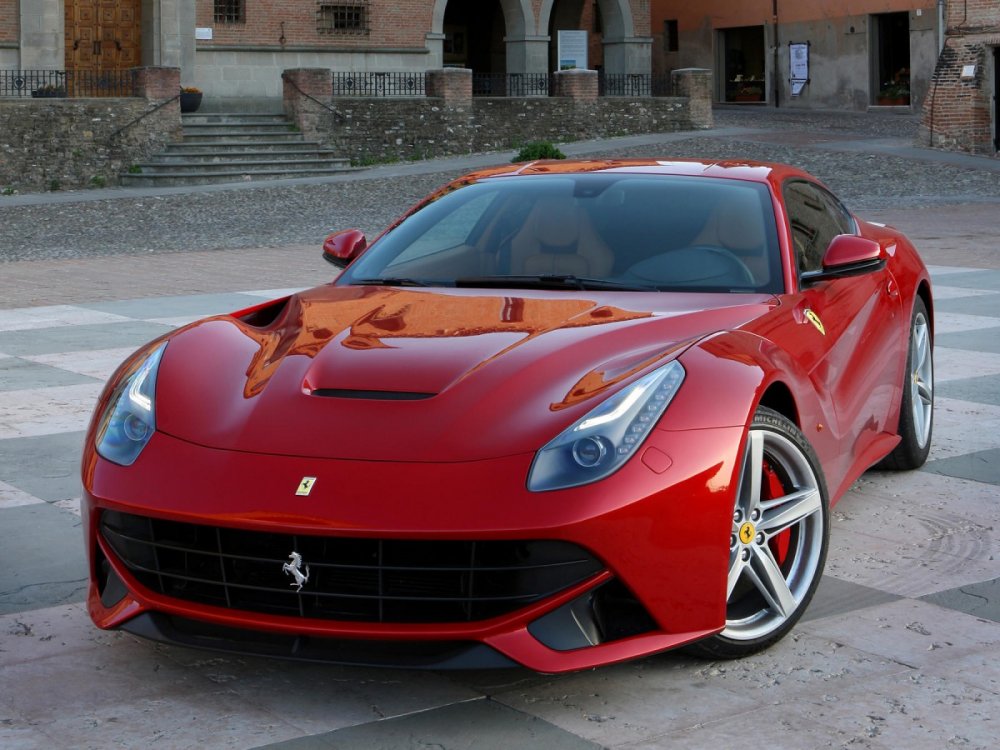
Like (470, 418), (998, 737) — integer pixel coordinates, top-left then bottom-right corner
(0, 0), (18, 43)
(0, 69), (182, 192)
(919, 7), (1000, 154)
(196, 0), (432, 49)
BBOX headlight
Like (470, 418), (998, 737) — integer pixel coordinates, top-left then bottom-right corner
(95, 342), (167, 466)
(528, 360), (685, 491)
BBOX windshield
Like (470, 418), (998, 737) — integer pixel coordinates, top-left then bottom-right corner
(338, 173), (782, 293)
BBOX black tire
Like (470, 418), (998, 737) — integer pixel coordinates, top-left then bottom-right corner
(687, 407), (830, 659)
(878, 297), (933, 470)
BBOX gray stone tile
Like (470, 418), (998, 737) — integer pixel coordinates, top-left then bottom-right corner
(923, 447), (1000, 485)
(0, 504), (87, 615)
(0, 357), (98, 392)
(937, 372), (1000, 406)
(922, 577), (1000, 623)
(0, 431), (85, 502)
(0, 321), (172, 356)
(79, 293), (265, 320)
(252, 699), (604, 750)
(934, 295), (1000, 319)
(801, 575), (902, 623)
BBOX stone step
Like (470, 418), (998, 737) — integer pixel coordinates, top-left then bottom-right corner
(181, 112), (288, 126)
(182, 123), (305, 137)
(120, 166), (363, 188)
(131, 157), (353, 174)
(162, 141), (332, 155)
(180, 132), (309, 145)
(153, 148), (344, 164)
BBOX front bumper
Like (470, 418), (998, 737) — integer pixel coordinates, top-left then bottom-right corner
(83, 424), (742, 673)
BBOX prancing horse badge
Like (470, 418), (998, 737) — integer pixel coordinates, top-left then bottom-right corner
(295, 476), (317, 496)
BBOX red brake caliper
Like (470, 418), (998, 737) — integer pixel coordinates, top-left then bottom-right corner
(763, 461), (791, 566)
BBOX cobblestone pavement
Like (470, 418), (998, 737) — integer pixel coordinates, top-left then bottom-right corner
(1, 108), (999, 749)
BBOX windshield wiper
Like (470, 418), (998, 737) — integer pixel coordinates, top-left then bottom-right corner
(454, 275), (658, 292)
(351, 277), (435, 287)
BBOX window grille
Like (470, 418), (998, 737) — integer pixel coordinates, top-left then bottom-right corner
(318, 2), (370, 35)
(214, 0), (244, 24)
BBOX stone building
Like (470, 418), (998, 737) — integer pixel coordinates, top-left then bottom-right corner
(0, 0), (654, 110)
(649, 0), (943, 112)
(919, 0), (1000, 153)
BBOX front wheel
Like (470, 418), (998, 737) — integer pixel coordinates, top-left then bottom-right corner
(687, 407), (829, 659)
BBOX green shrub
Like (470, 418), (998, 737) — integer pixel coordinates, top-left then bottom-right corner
(90, 175), (106, 188)
(512, 141), (566, 162)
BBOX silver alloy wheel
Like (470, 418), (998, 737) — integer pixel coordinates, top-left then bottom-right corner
(911, 311), (933, 449)
(723, 427), (825, 641)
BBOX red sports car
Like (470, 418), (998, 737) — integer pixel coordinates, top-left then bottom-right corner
(83, 159), (933, 673)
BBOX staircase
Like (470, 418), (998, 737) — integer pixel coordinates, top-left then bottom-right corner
(120, 112), (358, 187)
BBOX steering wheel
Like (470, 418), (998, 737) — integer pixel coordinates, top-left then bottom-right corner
(625, 246), (756, 287)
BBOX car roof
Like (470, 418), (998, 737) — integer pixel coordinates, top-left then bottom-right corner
(457, 158), (815, 190)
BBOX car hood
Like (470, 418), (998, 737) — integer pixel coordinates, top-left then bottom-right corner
(155, 285), (776, 461)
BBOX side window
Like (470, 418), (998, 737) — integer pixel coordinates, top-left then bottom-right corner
(782, 180), (855, 274)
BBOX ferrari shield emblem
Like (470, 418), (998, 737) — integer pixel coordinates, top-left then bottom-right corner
(739, 522), (756, 544)
(295, 476), (317, 496)
(805, 309), (826, 336)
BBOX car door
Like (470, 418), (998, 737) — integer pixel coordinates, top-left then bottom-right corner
(782, 179), (903, 484)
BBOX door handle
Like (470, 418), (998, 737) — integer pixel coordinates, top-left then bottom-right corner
(886, 278), (899, 298)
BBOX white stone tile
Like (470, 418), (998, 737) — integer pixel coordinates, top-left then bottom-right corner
(22, 348), (135, 382)
(934, 311), (1000, 334)
(926, 397), (1000, 459)
(934, 346), (1000, 381)
(931, 285), (998, 300)
(927, 266), (982, 277)
(0, 383), (103, 439)
(0, 479), (45, 509)
(239, 287), (307, 299)
(0, 305), (132, 332)
(140, 315), (202, 328)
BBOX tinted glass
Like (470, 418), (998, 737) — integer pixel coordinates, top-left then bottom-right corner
(783, 180), (856, 274)
(339, 173), (782, 293)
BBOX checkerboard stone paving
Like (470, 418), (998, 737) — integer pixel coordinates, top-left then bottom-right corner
(1, 269), (998, 749)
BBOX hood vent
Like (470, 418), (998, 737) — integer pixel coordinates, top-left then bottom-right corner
(311, 388), (435, 401)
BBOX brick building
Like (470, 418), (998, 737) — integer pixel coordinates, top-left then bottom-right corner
(0, 0), (654, 110)
(919, 0), (1000, 153)
(649, 0), (943, 112)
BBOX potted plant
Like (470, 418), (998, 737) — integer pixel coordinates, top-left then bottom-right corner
(31, 84), (67, 98)
(179, 86), (203, 113)
(733, 83), (764, 102)
(877, 82), (909, 106)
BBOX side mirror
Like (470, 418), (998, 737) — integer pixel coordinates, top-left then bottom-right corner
(322, 229), (367, 269)
(800, 234), (885, 285)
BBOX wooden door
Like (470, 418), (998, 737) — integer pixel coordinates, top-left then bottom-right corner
(65, 0), (141, 94)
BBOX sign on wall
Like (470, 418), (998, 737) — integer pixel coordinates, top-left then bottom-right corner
(789, 42), (809, 96)
(557, 30), (589, 70)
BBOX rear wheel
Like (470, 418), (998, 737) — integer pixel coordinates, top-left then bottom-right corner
(688, 407), (829, 659)
(878, 297), (933, 470)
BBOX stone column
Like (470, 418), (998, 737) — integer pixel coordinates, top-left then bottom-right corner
(553, 69), (598, 100)
(19, 0), (62, 69)
(602, 36), (653, 75)
(671, 68), (713, 129)
(505, 36), (550, 75)
(282, 68), (334, 140)
(426, 68), (472, 106)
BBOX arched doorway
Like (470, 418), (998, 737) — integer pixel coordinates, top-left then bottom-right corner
(540, 0), (643, 74)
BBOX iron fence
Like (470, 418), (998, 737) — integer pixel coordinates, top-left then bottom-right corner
(332, 71), (426, 97)
(0, 69), (139, 98)
(599, 73), (652, 97)
(473, 73), (551, 97)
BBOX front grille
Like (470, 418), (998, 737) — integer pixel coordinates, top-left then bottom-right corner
(100, 511), (604, 623)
